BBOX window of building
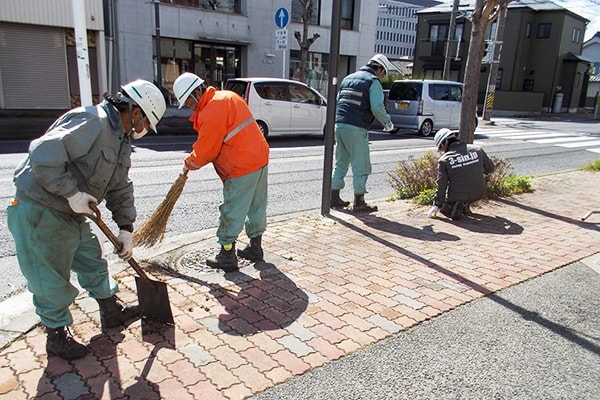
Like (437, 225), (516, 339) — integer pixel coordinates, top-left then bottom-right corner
(160, 0), (240, 13)
(537, 23), (551, 39)
(341, 0), (356, 30)
(572, 28), (581, 43)
(429, 24), (448, 56)
(496, 68), (503, 89)
(291, 0), (321, 25)
(526, 22), (531, 38)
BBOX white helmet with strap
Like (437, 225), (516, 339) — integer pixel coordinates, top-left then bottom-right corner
(433, 128), (456, 149)
(121, 79), (166, 133)
(173, 72), (205, 109)
(369, 53), (395, 75)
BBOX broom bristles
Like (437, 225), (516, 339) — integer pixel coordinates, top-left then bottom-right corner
(133, 171), (189, 247)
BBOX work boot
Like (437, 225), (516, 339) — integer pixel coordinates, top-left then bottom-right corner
(450, 202), (464, 220)
(46, 326), (89, 360)
(330, 189), (350, 208)
(352, 194), (378, 213)
(96, 295), (140, 330)
(206, 243), (239, 272)
(237, 236), (264, 262)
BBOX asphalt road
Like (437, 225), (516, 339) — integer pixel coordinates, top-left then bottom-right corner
(0, 116), (598, 301)
(249, 255), (600, 400)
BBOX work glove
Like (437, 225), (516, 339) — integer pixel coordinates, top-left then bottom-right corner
(426, 205), (439, 218)
(67, 191), (97, 215)
(115, 230), (133, 261)
(383, 121), (395, 132)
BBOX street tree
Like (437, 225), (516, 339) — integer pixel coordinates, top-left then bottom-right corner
(460, 0), (512, 144)
(293, 0), (321, 82)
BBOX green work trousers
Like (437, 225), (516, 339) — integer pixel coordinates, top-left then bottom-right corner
(217, 165), (268, 245)
(331, 123), (372, 195)
(7, 198), (118, 328)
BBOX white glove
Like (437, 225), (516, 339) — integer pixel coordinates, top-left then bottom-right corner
(426, 205), (439, 218)
(383, 121), (394, 132)
(67, 191), (97, 215)
(116, 230), (133, 261)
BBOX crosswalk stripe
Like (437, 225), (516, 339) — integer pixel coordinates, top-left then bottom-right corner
(556, 140), (600, 148)
(529, 137), (594, 144)
(495, 132), (568, 139)
(589, 148), (600, 154)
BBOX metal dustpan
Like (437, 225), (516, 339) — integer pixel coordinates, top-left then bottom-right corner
(90, 206), (174, 324)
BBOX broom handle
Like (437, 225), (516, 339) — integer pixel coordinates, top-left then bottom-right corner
(90, 206), (152, 283)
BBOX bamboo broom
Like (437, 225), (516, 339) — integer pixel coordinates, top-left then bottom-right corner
(133, 168), (189, 247)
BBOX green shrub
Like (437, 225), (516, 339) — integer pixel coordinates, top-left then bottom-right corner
(388, 152), (533, 204)
(581, 158), (600, 171)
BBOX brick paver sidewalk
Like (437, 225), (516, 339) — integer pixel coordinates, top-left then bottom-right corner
(1, 170), (598, 400)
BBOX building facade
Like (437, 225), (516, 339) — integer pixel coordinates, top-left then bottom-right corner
(375, 0), (440, 60)
(412, 1), (590, 113)
(582, 31), (600, 107)
(0, 0), (379, 111)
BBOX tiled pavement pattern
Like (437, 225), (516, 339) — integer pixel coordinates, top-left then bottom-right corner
(1, 170), (598, 400)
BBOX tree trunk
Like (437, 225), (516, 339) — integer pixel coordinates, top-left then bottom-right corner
(460, 0), (486, 144)
(460, 0), (512, 143)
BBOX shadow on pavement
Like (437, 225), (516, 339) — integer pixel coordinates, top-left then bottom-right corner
(348, 212), (460, 241)
(327, 213), (600, 356)
(497, 198), (600, 233)
(158, 261), (308, 336)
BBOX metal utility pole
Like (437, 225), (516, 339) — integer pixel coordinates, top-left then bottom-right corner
(443, 0), (459, 80)
(153, 0), (162, 89)
(482, 5), (507, 122)
(320, 0), (342, 216)
(72, 0), (93, 106)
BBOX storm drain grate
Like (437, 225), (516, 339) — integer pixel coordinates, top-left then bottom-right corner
(175, 248), (254, 276)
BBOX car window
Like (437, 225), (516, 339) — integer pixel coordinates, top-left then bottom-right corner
(225, 81), (248, 100)
(288, 83), (320, 104)
(255, 82), (290, 101)
(389, 82), (422, 101)
(430, 84), (450, 101)
(448, 85), (462, 101)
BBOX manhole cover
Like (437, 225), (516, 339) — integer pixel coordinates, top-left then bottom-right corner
(175, 248), (254, 276)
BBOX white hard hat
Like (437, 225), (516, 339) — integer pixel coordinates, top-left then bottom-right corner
(433, 128), (456, 148)
(121, 79), (166, 133)
(369, 53), (395, 75)
(173, 72), (205, 109)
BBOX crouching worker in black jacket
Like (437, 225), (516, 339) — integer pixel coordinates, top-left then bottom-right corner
(427, 129), (495, 220)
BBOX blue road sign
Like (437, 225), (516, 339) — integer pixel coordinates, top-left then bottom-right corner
(274, 7), (289, 29)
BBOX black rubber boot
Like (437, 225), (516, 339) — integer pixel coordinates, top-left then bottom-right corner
(237, 236), (264, 262)
(331, 190), (350, 208)
(352, 194), (378, 213)
(450, 202), (464, 220)
(96, 295), (140, 330)
(46, 326), (89, 360)
(206, 243), (239, 272)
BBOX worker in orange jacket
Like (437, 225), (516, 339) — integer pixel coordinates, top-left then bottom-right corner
(173, 72), (270, 272)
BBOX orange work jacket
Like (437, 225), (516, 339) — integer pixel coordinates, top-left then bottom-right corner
(185, 87), (269, 181)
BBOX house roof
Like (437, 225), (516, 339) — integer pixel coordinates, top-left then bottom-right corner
(418, 0), (589, 23)
(564, 52), (593, 63)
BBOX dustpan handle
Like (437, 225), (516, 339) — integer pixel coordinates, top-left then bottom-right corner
(90, 205), (152, 283)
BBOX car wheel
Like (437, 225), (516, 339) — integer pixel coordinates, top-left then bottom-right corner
(419, 120), (433, 137)
(257, 121), (268, 138)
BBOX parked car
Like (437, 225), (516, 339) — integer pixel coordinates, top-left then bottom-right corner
(383, 79), (474, 137)
(224, 77), (327, 137)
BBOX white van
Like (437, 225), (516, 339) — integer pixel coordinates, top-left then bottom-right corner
(385, 79), (466, 136)
(225, 77), (327, 137)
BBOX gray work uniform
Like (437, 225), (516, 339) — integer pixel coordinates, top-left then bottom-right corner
(7, 101), (135, 328)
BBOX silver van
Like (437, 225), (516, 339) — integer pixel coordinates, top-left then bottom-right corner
(385, 79), (464, 136)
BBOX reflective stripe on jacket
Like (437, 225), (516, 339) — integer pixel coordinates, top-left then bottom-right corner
(186, 87), (270, 181)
